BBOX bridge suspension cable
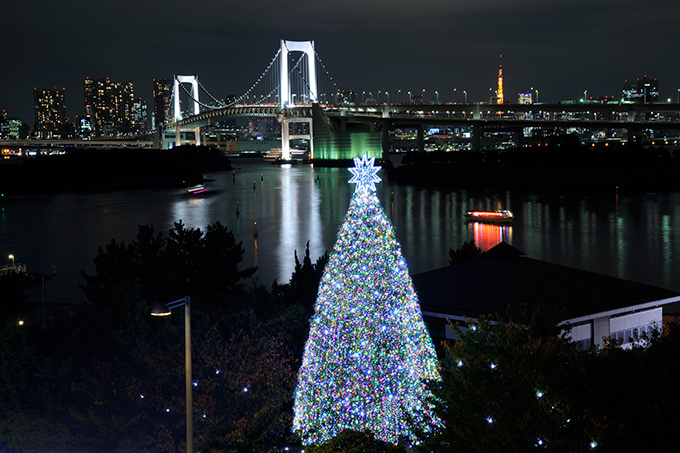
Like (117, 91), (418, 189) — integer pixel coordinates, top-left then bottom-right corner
(177, 81), (225, 111)
(229, 49), (282, 106)
(281, 40), (344, 105)
(286, 51), (313, 103)
(230, 48), (311, 106)
(171, 42), (348, 122)
(196, 78), (228, 108)
(314, 51), (342, 103)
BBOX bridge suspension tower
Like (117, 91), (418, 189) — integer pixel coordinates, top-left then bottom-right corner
(279, 39), (318, 161)
(173, 75), (202, 146)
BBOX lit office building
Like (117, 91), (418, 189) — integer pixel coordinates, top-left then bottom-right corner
(622, 76), (659, 104)
(152, 78), (173, 130)
(518, 92), (533, 104)
(0, 118), (28, 139)
(78, 116), (93, 139)
(83, 77), (136, 137)
(133, 98), (149, 133)
(33, 87), (66, 138)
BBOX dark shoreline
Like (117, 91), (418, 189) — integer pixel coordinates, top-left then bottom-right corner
(386, 145), (680, 193)
(0, 145), (231, 195)
(4, 144), (680, 195)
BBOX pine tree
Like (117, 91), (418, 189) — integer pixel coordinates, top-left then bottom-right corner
(293, 155), (441, 447)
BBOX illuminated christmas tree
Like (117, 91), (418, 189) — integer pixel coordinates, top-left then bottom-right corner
(293, 155), (441, 446)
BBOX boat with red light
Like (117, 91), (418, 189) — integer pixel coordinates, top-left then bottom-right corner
(465, 210), (514, 224)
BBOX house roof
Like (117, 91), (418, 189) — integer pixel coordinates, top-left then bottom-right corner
(412, 242), (680, 320)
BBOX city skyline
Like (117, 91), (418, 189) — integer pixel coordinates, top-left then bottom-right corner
(3, 0), (680, 125)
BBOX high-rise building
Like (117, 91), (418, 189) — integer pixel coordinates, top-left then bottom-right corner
(518, 92), (533, 104)
(622, 76), (659, 104)
(33, 87), (66, 138)
(0, 118), (28, 139)
(76, 115), (93, 139)
(133, 98), (148, 133)
(152, 78), (173, 130)
(83, 77), (136, 137)
(497, 54), (504, 105)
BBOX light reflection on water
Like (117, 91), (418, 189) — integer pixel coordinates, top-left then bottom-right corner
(2, 160), (680, 304)
(470, 223), (512, 252)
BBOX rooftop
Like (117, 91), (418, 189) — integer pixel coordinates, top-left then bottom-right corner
(412, 242), (680, 321)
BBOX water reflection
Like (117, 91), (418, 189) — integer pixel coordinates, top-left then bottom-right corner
(253, 225), (259, 280)
(5, 162), (680, 305)
(469, 223), (513, 251)
(279, 168), (298, 280)
(172, 191), (216, 230)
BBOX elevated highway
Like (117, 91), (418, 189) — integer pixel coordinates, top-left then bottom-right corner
(0, 138), (155, 150)
(5, 102), (680, 155)
(322, 102), (680, 154)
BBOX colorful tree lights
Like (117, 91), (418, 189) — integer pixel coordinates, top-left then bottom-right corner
(293, 155), (441, 446)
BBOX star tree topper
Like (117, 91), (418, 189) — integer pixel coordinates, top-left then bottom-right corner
(348, 155), (381, 192)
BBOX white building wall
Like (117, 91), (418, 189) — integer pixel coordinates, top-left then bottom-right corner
(609, 307), (662, 348)
(567, 323), (593, 343)
(610, 308), (661, 333)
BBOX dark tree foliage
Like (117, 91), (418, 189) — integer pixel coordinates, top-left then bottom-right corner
(190, 327), (297, 452)
(0, 273), (28, 319)
(585, 319), (680, 451)
(0, 310), (88, 451)
(273, 241), (328, 310)
(0, 222), (296, 452)
(448, 240), (483, 265)
(306, 429), (403, 453)
(424, 308), (680, 453)
(80, 221), (256, 319)
(0, 272), (47, 320)
(425, 309), (598, 453)
(271, 241), (328, 358)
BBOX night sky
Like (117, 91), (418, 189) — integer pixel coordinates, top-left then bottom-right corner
(3, 0), (680, 125)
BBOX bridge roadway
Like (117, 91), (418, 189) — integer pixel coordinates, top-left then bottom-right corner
(176, 102), (680, 132)
(173, 105), (313, 128)
(5, 103), (680, 153)
(326, 103), (680, 129)
(0, 138), (155, 149)
(175, 102), (680, 153)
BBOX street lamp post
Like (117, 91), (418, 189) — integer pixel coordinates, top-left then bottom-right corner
(453, 88), (457, 103)
(435, 91), (439, 104)
(397, 89), (401, 104)
(463, 90), (468, 103)
(385, 91), (389, 105)
(152, 297), (193, 453)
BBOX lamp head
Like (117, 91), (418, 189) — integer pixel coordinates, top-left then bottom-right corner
(151, 303), (171, 316)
